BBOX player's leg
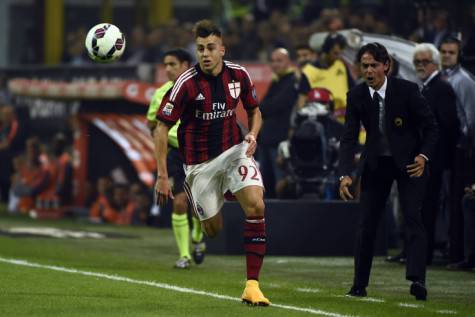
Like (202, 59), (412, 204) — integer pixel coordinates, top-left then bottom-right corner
(183, 168), (224, 239)
(168, 148), (191, 269)
(234, 185), (270, 306)
(171, 192), (191, 269)
(200, 212), (223, 238)
(191, 215), (206, 264)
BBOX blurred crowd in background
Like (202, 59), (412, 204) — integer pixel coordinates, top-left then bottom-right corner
(58, 1), (475, 67)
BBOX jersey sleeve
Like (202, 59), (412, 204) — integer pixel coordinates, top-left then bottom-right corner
(156, 80), (188, 125)
(147, 81), (174, 123)
(239, 67), (259, 110)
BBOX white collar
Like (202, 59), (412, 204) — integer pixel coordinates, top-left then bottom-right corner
(368, 76), (388, 99)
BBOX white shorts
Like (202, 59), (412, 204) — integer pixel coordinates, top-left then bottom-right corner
(183, 141), (264, 221)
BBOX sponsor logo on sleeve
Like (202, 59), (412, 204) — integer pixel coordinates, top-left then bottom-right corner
(162, 102), (174, 116)
(252, 87), (257, 101)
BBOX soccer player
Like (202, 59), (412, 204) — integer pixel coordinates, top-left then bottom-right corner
(147, 48), (206, 269)
(155, 20), (270, 306)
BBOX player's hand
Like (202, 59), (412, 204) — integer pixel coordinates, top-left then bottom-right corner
(155, 177), (174, 207)
(339, 176), (354, 201)
(406, 155), (426, 178)
(244, 132), (257, 157)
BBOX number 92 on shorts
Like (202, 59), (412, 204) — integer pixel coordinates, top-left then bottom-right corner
(183, 141), (264, 221)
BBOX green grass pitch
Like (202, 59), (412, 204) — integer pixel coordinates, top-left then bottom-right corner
(0, 212), (474, 317)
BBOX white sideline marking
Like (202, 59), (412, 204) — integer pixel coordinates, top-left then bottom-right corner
(296, 287), (322, 293)
(398, 303), (423, 308)
(359, 297), (385, 303)
(0, 257), (356, 317)
(435, 310), (457, 314)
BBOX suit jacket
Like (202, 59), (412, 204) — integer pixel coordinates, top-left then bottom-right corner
(422, 72), (460, 170)
(260, 71), (298, 146)
(339, 76), (439, 176)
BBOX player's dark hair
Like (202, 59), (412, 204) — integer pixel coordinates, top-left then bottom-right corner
(193, 19), (222, 38)
(356, 42), (391, 66)
(164, 48), (192, 65)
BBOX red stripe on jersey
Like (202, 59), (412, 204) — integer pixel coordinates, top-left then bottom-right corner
(199, 75), (212, 163)
(175, 63), (254, 165)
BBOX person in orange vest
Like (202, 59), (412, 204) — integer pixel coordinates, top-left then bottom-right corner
(89, 176), (116, 223)
(52, 133), (73, 206)
(13, 137), (49, 214)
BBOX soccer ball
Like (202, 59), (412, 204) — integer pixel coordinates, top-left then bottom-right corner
(85, 23), (126, 63)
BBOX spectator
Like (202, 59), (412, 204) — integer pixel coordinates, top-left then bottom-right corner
(439, 36), (475, 263)
(296, 33), (354, 124)
(124, 25), (148, 65)
(258, 48), (298, 198)
(52, 133), (73, 207)
(431, 10), (453, 48)
(295, 43), (318, 68)
(0, 105), (23, 203)
(111, 184), (137, 225)
(237, 15), (260, 61)
(89, 177), (114, 223)
(62, 28), (89, 65)
(7, 155), (25, 213)
(13, 137), (50, 214)
(413, 43), (459, 265)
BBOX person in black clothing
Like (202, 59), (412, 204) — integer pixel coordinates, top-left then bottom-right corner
(447, 180), (475, 270)
(413, 43), (459, 265)
(0, 105), (24, 203)
(338, 43), (438, 300)
(258, 48), (298, 197)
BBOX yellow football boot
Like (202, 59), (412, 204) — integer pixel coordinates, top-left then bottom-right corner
(241, 280), (270, 306)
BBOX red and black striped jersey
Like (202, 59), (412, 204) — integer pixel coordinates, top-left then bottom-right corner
(157, 61), (259, 165)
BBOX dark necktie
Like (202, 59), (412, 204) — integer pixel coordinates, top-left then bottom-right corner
(373, 92), (384, 132)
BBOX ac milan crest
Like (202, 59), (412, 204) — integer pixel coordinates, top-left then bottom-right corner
(228, 82), (241, 99)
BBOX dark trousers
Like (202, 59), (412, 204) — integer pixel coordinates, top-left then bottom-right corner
(258, 145), (282, 198)
(462, 194), (475, 262)
(0, 179), (10, 203)
(354, 157), (428, 287)
(421, 167), (444, 264)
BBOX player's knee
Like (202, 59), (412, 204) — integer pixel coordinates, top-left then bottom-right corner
(244, 199), (265, 218)
(173, 193), (188, 214)
(202, 217), (222, 238)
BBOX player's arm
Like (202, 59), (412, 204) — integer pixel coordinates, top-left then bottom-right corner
(245, 107), (261, 157)
(239, 65), (262, 157)
(153, 120), (174, 206)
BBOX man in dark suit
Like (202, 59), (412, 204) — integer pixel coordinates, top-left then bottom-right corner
(413, 43), (460, 265)
(338, 43), (438, 300)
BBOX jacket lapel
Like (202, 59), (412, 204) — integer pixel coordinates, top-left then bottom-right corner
(384, 77), (393, 129)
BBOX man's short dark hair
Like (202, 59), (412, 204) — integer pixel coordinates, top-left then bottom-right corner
(439, 35), (463, 62)
(356, 42), (390, 66)
(295, 43), (314, 52)
(321, 33), (347, 53)
(193, 19), (222, 38)
(164, 48), (192, 65)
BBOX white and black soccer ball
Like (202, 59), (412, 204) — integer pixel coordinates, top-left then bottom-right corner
(85, 23), (126, 63)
